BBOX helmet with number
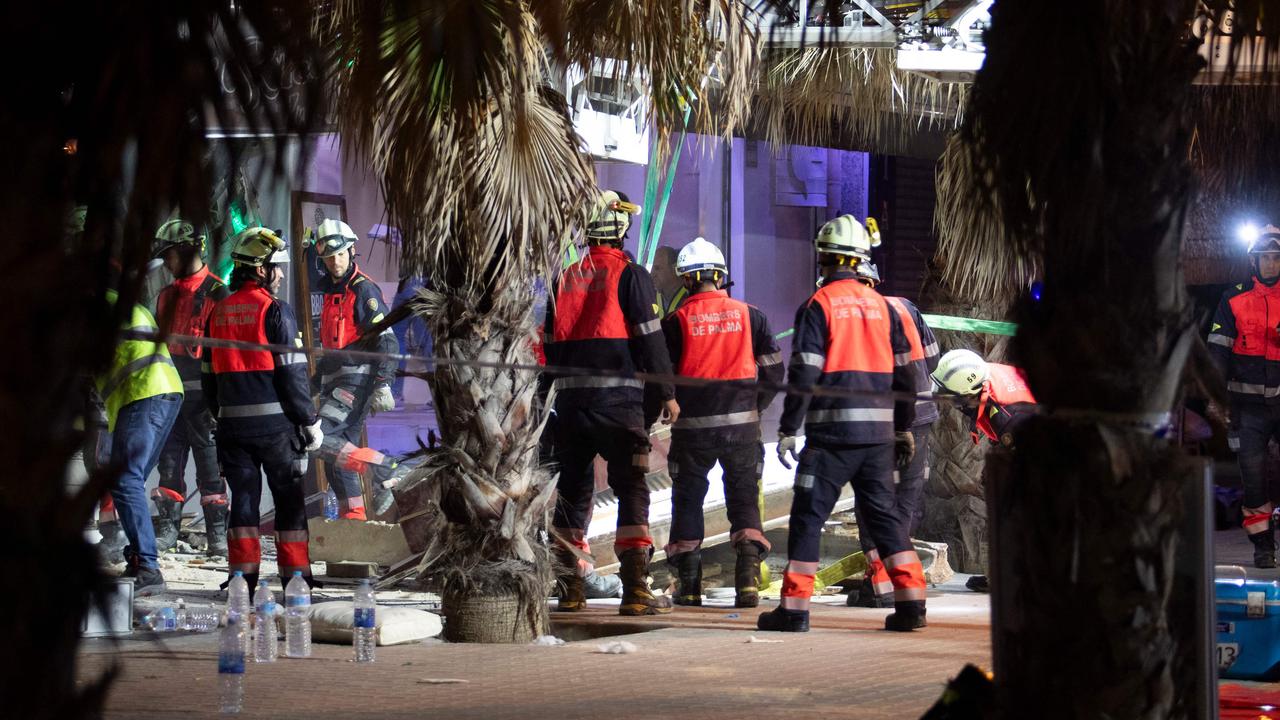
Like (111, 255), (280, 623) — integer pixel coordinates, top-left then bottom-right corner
(231, 226), (289, 267)
(1248, 223), (1280, 255)
(153, 218), (206, 257)
(814, 214), (881, 261)
(854, 261), (881, 287)
(314, 219), (358, 258)
(586, 190), (642, 245)
(932, 349), (990, 396)
(676, 237), (727, 279)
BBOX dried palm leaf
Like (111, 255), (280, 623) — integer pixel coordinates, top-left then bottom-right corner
(755, 47), (967, 153)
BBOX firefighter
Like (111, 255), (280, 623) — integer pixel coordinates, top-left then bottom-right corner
(543, 189), (679, 616)
(652, 245), (687, 318)
(846, 261), (941, 608)
(662, 238), (783, 608)
(203, 227), (322, 589)
(150, 219), (230, 555)
(932, 348), (1038, 592)
(757, 215), (928, 633)
(312, 219), (399, 520)
(98, 288), (185, 594)
(1208, 223), (1280, 568)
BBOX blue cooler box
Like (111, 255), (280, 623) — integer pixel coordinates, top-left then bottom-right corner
(1215, 566), (1280, 680)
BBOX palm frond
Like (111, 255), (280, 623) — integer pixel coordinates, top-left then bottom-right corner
(932, 133), (1037, 309)
(565, 0), (763, 146)
(754, 47), (967, 153)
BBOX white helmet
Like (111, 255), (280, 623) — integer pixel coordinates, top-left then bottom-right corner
(231, 226), (290, 267)
(676, 237), (726, 278)
(1248, 223), (1280, 255)
(586, 190), (641, 245)
(154, 218), (206, 256)
(315, 219), (359, 258)
(815, 215), (881, 260)
(932, 349), (989, 395)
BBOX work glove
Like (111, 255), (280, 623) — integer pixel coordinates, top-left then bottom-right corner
(295, 420), (324, 454)
(371, 384), (396, 414)
(777, 433), (800, 469)
(894, 430), (916, 471)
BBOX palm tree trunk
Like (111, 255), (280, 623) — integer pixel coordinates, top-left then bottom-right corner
(395, 283), (556, 643)
(965, 2), (1207, 715)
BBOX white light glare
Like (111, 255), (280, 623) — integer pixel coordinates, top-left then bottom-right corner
(1239, 222), (1261, 245)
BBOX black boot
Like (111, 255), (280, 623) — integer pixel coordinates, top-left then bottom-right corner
(203, 503), (229, 557)
(734, 542), (762, 608)
(668, 551), (702, 606)
(846, 576), (894, 607)
(618, 547), (673, 616)
(153, 496), (183, 552)
(884, 600), (927, 632)
(965, 575), (990, 593)
(756, 606), (809, 632)
(553, 549), (586, 612)
(1250, 526), (1277, 569)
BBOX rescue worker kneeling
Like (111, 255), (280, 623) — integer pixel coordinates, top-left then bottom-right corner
(662, 238), (783, 608)
(203, 227), (323, 591)
(932, 348), (1037, 593)
(757, 215), (928, 633)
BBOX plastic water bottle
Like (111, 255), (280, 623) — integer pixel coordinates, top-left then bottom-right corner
(143, 605), (178, 632)
(226, 571), (252, 654)
(218, 615), (245, 714)
(253, 580), (278, 663)
(324, 488), (339, 520)
(284, 571), (312, 658)
(353, 579), (376, 663)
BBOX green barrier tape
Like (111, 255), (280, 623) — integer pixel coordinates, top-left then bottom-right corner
(773, 314), (1016, 341)
(920, 314), (1018, 336)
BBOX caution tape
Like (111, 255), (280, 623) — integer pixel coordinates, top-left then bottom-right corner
(774, 314), (1017, 341)
(127, 329), (964, 408)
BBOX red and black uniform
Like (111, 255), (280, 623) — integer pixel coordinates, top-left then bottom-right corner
(777, 268), (925, 615)
(202, 280), (317, 586)
(314, 263), (399, 519)
(542, 245), (674, 563)
(154, 266), (228, 508)
(1208, 276), (1280, 537)
(858, 296), (939, 600)
(661, 289), (783, 558)
(961, 363), (1037, 447)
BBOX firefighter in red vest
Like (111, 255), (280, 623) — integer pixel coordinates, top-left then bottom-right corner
(932, 348), (1038, 593)
(1208, 223), (1280, 568)
(543, 190), (679, 616)
(312, 219), (399, 520)
(846, 261), (941, 608)
(151, 219), (230, 555)
(203, 227), (322, 590)
(661, 238), (783, 608)
(758, 215), (928, 633)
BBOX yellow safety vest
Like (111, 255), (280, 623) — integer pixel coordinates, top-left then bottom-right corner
(97, 290), (184, 431)
(657, 286), (688, 318)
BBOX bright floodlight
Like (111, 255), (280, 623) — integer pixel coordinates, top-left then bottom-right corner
(1239, 223), (1261, 245)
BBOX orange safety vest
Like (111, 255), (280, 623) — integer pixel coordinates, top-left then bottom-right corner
(974, 363), (1036, 443)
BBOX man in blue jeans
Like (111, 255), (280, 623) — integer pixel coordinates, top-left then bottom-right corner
(97, 289), (184, 594)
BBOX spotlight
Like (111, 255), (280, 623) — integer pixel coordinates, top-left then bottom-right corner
(1239, 222), (1261, 245)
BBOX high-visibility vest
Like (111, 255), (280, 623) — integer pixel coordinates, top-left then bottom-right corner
(975, 363), (1036, 443)
(97, 290), (184, 431)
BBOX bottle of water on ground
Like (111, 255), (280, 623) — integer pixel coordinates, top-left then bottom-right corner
(253, 579), (278, 663)
(218, 615), (246, 714)
(144, 605), (178, 632)
(226, 571), (252, 654)
(353, 579), (376, 663)
(324, 488), (339, 520)
(284, 571), (312, 658)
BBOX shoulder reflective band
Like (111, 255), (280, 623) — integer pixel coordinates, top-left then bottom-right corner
(773, 314), (1018, 340)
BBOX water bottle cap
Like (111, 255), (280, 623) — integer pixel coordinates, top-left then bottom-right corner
(293, 570), (302, 577)
(259, 579), (269, 586)
(234, 570), (243, 577)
